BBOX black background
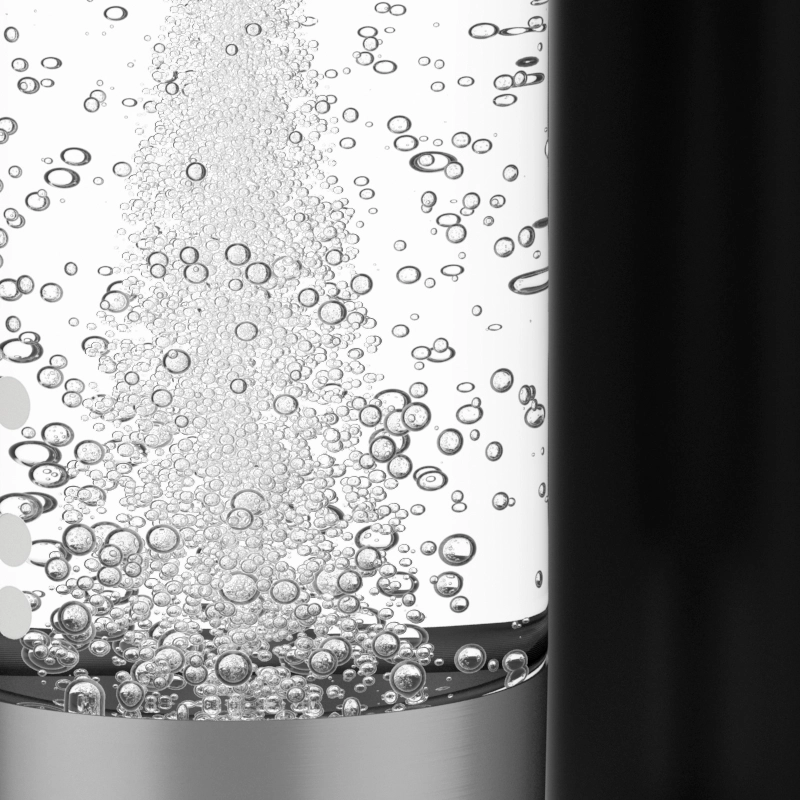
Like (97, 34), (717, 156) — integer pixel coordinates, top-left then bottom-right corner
(549, 1), (800, 797)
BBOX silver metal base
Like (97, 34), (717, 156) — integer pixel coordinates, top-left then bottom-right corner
(0, 666), (545, 799)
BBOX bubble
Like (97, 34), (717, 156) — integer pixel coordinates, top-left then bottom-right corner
(421, 191), (437, 208)
(392, 324), (409, 337)
(479, 440), (503, 465)
(58, 601), (92, 634)
(396, 266), (421, 284)
(145, 525), (180, 554)
(509, 267), (549, 295)
(44, 555), (71, 580)
(60, 147), (92, 167)
(12, 58), (29, 72)
(298, 287), (319, 307)
(274, 394), (299, 415)
(439, 534), (476, 566)
(445, 224), (466, 244)
(433, 572), (463, 597)
(490, 368), (514, 393)
(36, 366), (63, 389)
(44, 168), (80, 188)
(245, 22), (262, 36)
(374, 60), (397, 74)
(270, 579), (300, 604)
(113, 161), (132, 177)
(387, 454), (412, 478)
(162, 348), (191, 374)
(64, 676), (105, 716)
(219, 572), (259, 605)
(234, 321), (259, 341)
(492, 492), (509, 510)
(225, 43), (239, 56)
(414, 465), (447, 491)
(18, 77), (40, 94)
(387, 115), (411, 133)
(225, 243), (251, 265)
(490, 237), (516, 258)
(239, 262), (270, 285)
(25, 190), (50, 211)
(319, 300), (346, 325)
(437, 429), (463, 455)
(518, 226), (535, 247)
(448, 596), (468, 613)
(103, 6), (129, 22)
(502, 164), (520, 181)
(215, 652), (253, 686)
(469, 23), (499, 39)
(84, 97), (100, 113)
(62, 524), (95, 555)
(3, 27), (19, 43)
(343, 107), (359, 122)
(394, 134), (418, 151)
(370, 434), (397, 462)
(74, 440), (105, 464)
(441, 265), (463, 278)
(351, 274), (373, 294)
(409, 151), (457, 173)
(117, 680), (145, 711)
(525, 403), (546, 427)
(456, 403), (483, 424)
(492, 93), (517, 107)
(389, 660), (425, 696)
(412, 346), (431, 360)
(454, 643), (486, 674)
(502, 649), (529, 673)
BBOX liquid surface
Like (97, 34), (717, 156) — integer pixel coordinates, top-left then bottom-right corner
(0, 0), (548, 718)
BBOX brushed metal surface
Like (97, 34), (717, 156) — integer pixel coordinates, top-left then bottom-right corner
(0, 666), (546, 800)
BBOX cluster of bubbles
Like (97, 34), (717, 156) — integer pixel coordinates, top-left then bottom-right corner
(465, 9), (547, 107)
(5, 38), (61, 97)
(1, 0), (547, 719)
(351, 15), (402, 75)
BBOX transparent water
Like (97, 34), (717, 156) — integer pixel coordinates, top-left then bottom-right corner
(0, 0), (548, 719)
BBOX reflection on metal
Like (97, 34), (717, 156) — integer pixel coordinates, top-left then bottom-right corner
(0, 666), (546, 800)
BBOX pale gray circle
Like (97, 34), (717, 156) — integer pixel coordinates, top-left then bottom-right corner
(0, 376), (31, 429)
(0, 513), (31, 566)
(0, 586), (32, 639)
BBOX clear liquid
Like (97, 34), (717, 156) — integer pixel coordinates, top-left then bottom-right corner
(0, 0), (548, 718)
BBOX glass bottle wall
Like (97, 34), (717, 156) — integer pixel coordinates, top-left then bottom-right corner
(0, 0), (547, 719)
